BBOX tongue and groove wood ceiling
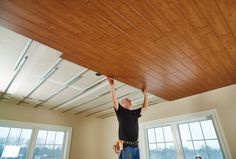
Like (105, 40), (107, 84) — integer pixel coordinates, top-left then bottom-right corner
(0, 0), (236, 100)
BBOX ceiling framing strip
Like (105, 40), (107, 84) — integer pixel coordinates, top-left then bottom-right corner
(34, 69), (88, 107)
(75, 100), (114, 115)
(0, 56), (28, 101)
(63, 90), (111, 113)
(50, 77), (107, 110)
(87, 95), (157, 117)
(17, 58), (62, 105)
(13, 39), (32, 71)
(4, 56), (28, 94)
(85, 92), (138, 117)
(0, 39), (32, 101)
(73, 84), (126, 115)
(98, 113), (116, 119)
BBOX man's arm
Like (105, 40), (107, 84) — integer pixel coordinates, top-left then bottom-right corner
(107, 77), (119, 110)
(141, 88), (148, 113)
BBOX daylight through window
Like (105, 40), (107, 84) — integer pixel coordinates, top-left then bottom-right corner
(0, 120), (71, 159)
(145, 111), (228, 159)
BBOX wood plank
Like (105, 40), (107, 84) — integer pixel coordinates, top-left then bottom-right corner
(123, 0), (174, 33)
(216, 0), (236, 38)
(149, 0), (235, 86)
(193, 0), (236, 65)
(171, 0), (236, 82)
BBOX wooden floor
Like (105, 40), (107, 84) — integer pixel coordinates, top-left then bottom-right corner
(0, 0), (236, 100)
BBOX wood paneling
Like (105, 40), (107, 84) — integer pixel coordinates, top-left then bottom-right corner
(0, 0), (235, 100)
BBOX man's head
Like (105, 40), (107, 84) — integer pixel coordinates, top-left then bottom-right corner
(121, 98), (132, 109)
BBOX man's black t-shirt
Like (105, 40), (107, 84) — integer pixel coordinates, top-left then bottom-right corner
(115, 103), (142, 142)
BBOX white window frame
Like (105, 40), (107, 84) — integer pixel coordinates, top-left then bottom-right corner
(0, 119), (72, 159)
(139, 109), (232, 159)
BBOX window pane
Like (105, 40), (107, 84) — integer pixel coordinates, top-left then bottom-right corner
(55, 132), (64, 145)
(0, 144), (30, 159)
(46, 131), (56, 144)
(163, 126), (173, 142)
(147, 128), (156, 143)
(2, 145), (21, 157)
(34, 130), (65, 159)
(36, 130), (47, 144)
(157, 143), (165, 158)
(149, 143), (156, 150)
(43, 145), (54, 158)
(0, 127), (10, 144)
(179, 124), (191, 141)
(165, 143), (176, 159)
(6, 128), (21, 144)
(0, 144), (3, 157)
(19, 129), (32, 144)
(206, 140), (223, 159)
(33, 145), (43, 159)
(194, 141), (209, 159)
(54, 145), (63, 158)
(189, 122), (204, 140)
(182, 141), (195, 159)
(201, 120), (217, 139)
(19, 144), (28, 159)
(155, 128), (164, 142)
(149, 144), (157, 159)
(41, 145), (49, 158)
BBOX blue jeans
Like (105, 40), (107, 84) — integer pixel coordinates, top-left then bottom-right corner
(119, 146), (140, 159)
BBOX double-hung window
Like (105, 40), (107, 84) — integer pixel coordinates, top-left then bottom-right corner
(142, 110), (231, 159)
(0, 120), (72, 159)
(179, 120), (223, 159)
(147, 126), (176, 159)
(0, 127), (32, 158)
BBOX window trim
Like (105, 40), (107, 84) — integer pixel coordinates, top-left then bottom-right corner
(0, 119), (72, 159)
(139, 109), (232, 159)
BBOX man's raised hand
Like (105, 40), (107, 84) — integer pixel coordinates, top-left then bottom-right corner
(107, 77), (115, 87)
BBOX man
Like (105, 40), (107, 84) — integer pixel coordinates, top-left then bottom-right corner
(107, 77), (148, 159)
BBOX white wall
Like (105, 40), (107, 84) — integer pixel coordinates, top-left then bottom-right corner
(99, 85), (236, 159)
(0, 102), (102, 159)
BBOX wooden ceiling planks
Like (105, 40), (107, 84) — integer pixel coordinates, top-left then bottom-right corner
(0, 0), (235, 100)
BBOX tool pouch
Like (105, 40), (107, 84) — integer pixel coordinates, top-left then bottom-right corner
(113, 140), (123, 154)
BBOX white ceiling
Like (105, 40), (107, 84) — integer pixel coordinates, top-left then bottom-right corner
(0, 26), (165, 119)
